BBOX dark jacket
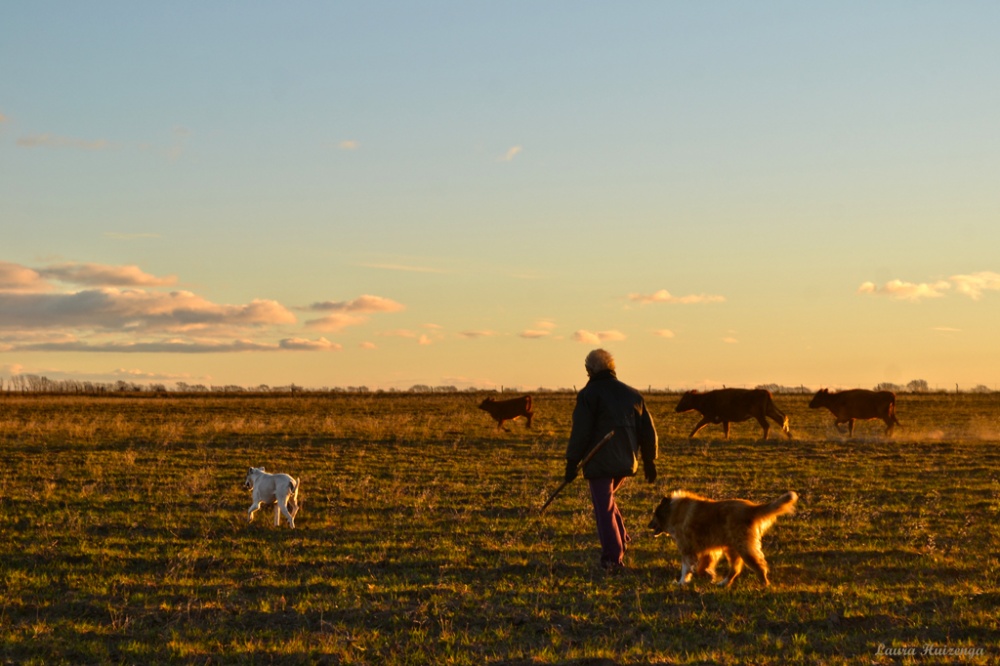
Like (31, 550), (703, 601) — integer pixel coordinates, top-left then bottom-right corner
(565, 370), (658, 480)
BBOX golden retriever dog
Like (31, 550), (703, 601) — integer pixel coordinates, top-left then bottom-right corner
(648, 490), (797, 587)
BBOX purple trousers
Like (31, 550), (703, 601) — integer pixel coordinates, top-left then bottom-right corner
(588, 477), (630, 567)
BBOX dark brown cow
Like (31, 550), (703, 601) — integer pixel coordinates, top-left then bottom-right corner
(675, 388), (791, 440)
(478, 395), (534, 430)
(809, 388), (900, 436)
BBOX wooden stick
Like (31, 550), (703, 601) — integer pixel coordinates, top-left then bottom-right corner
(540, 429), (615, 513)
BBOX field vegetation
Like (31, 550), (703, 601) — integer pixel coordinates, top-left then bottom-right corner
(1, 391), (998, 664)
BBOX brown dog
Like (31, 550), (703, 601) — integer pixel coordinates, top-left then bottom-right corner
(648, 490), (797, 587)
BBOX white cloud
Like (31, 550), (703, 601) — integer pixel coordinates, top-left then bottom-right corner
(949, 271), (1000, 300)
(499, 145), (523, 162)
(652, 329), (675, 339)
(628, 289), (726, 305)
(519, 330), (551, 339)
(573, 329), (626, 344)
(339, 140), (360, 150)
(858, 279), (951, 301)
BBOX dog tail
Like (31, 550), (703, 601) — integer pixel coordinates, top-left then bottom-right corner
(752, 491), (798, 532)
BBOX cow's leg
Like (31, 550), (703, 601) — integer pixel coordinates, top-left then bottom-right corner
(278, 499), (295, 528)
(722, 421), (733, 439)
(834, 419), (849, 434)
(848, 418), (856, 437)
(689, 418), (712, 439)
(755, 415), (769, 440)
(525, 413), (533, 428)
(248, 500), (264, 523)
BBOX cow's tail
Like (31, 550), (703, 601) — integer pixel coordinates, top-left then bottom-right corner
(525, 395), (533, 413)
(752, 491), (798, 531)
(291, 477), (300, 504)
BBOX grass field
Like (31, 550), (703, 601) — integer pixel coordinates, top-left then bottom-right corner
(1, 391), (998, 665)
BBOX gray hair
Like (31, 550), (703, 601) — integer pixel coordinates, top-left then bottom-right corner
(584, 348), (615, 375)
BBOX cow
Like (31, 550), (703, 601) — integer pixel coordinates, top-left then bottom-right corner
(809, 388), (900, 437)
(244, 466), (300, 528)
(675, 388), (791, 440)
(478, 395), (534, 430)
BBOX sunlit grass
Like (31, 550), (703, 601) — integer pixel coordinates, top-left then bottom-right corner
(1, 392), (998, 664)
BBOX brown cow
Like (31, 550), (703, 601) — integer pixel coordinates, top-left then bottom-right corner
(675, 388), (791, 440)
(478, 395), (534, 430)
(809, 388), (900, 436)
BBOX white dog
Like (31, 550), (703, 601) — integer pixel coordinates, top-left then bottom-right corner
(244, 466), (300, 528)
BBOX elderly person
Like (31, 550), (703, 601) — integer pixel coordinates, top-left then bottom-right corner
(565, 349), (658, 571)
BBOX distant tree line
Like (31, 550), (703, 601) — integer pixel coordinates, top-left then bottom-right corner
(0, 375), (996, 395)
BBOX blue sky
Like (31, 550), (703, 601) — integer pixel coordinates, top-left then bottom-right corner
(3, 2), (1000, 391)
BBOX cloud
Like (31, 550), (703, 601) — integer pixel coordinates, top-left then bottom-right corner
(279, 337), (342, 351)
(573, 329), (627, 344)
(519, 330), (551, 339)
(10, 339), (285, 353)
(17, 134), (114, 151)
(932, 326), (962, 333)
(304, 294), (405, 331)
(305, 313), (370, 332)
(360, 341), (377, 350)
(8, 336), (338, 354)
(722, 336), (739, 344)
(39, 262), (177, 287)
(459, 330), (497, 339)
(652, 329), (675, 339)
(0, 262), (47, 291)
(858, 279), (951, 302)
(307, 295), (405, 313)
(628, 289), (726, 305)
(0, 289), (296, 332)
(339, 140), (360, 150)
(859, 271), (1000, 302)
(948, 271), (1000, 300)
(499, 145), (523, 162)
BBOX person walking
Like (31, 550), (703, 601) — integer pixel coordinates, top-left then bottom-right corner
(565, 349), (658, 571)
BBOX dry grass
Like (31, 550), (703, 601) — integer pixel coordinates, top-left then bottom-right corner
(1, 392), (998, 664)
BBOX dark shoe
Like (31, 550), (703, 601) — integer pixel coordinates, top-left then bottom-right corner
(601, 560), (628, 575)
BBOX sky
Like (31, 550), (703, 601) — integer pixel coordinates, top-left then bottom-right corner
(2, 2), (1000, 392)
